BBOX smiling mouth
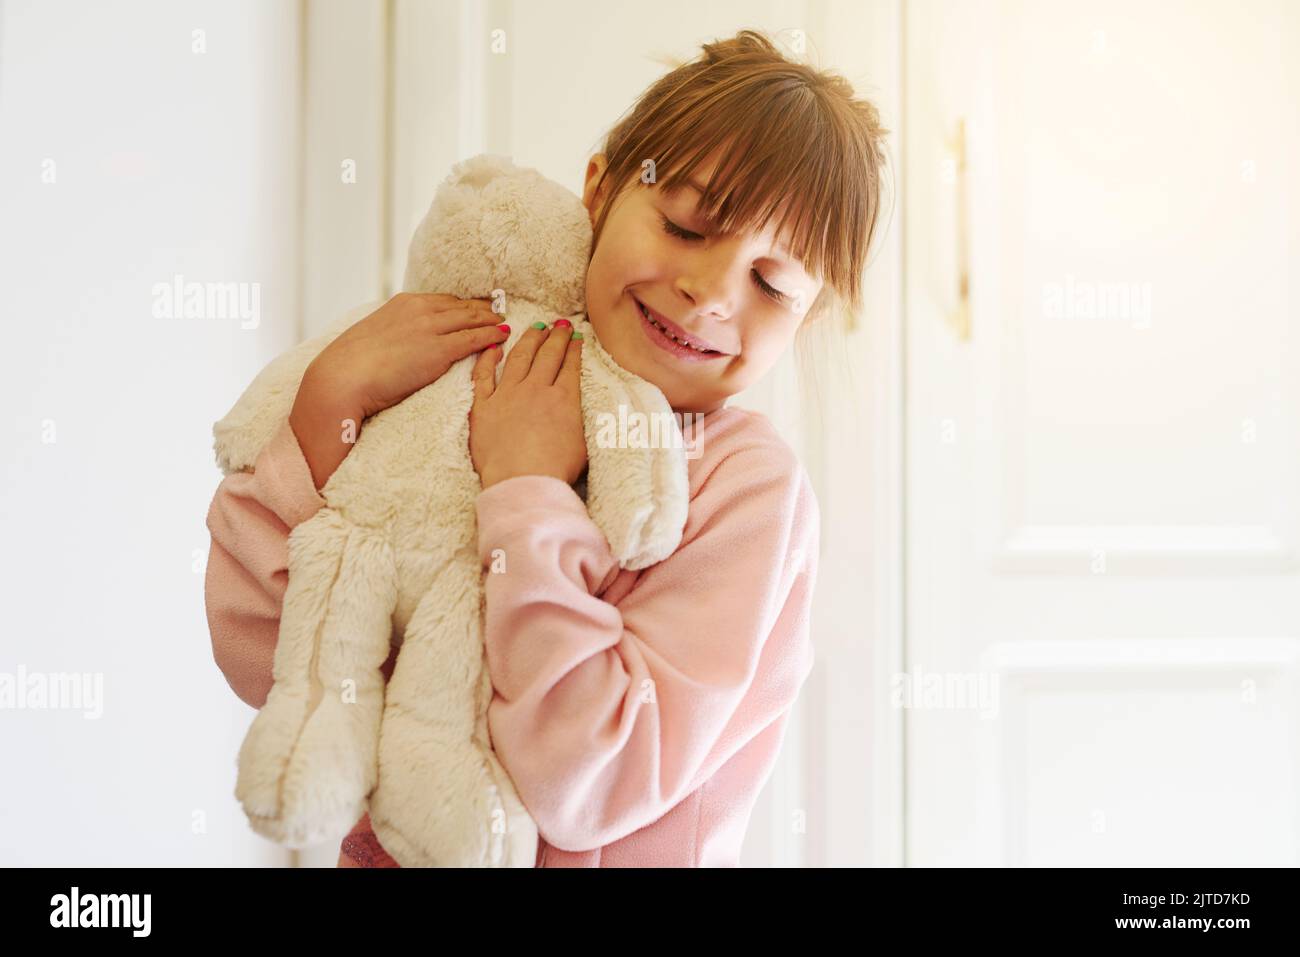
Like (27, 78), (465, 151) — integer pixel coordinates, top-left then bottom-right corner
(633, 297), (730, 358)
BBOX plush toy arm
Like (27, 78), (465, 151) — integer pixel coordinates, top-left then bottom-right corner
(212, 299), (382, 475)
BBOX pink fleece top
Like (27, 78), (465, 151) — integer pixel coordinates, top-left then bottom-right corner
(203, 404), (818, 867)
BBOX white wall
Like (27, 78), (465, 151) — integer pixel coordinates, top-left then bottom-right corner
(0, 0), (301, 865)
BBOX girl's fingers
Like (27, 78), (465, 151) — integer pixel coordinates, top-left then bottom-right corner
(412, 292), (496, 314)
(470, 341), (501, 404)
(500, 320), (551, 386)
(528, 320), (573, 385)
(443, 323), (510, 362)
(429, 303), (505, 333)
(558, 330), (583, 395)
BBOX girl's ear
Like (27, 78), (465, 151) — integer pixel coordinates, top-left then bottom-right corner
(582, 153), (609, 224)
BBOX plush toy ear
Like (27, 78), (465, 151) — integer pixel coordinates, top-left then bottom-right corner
(211, 301), (378, 475)
(401, 153), (591, 313)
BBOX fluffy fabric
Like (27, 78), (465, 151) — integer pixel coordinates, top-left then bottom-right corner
(210, 154), (690, 866)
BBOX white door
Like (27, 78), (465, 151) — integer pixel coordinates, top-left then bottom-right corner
(904, 0), (1300, 865)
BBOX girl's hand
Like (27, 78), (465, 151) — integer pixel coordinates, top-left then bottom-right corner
(290, 292), (510, 490)
(469, 319), (587, 490)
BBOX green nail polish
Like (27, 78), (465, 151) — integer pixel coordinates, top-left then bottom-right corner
(531, 320), (548, 330)
(570, 331), (583, 340)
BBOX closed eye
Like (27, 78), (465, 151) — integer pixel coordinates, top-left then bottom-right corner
(659, 214), (791, 305)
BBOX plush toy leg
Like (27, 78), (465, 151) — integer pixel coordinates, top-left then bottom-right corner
(235, 509), (397, 848)
(367, 555), (538, 867)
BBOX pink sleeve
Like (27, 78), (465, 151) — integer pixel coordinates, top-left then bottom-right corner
(475, 442), (819, 852)
(203, 418), (328, 710)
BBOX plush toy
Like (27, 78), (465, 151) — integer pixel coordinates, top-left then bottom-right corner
(210, 154), (691, 866)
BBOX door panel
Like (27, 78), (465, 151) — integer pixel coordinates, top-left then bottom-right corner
(906, 0), (1300, 865)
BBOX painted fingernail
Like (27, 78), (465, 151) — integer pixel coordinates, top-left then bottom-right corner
(531, 320), (548, 330)
(570, 331), (584, 341)
(496, 323), (510, 334)
(555, 318), (571, 328)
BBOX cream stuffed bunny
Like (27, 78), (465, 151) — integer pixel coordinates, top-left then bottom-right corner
(210, 154), (690, 866)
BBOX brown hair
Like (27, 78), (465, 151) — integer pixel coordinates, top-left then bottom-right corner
(589, 29), (890, 330)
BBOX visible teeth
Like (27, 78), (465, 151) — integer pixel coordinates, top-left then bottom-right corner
(639, 301), (712, 352)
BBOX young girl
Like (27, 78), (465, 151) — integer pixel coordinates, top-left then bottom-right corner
(204, 29), (887, 867)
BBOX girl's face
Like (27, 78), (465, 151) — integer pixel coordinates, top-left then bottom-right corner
(581, 151), (823, 415)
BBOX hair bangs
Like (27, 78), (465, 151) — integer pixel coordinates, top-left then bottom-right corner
(592, 29), (888, 322)
(653, 99), (855, 301)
